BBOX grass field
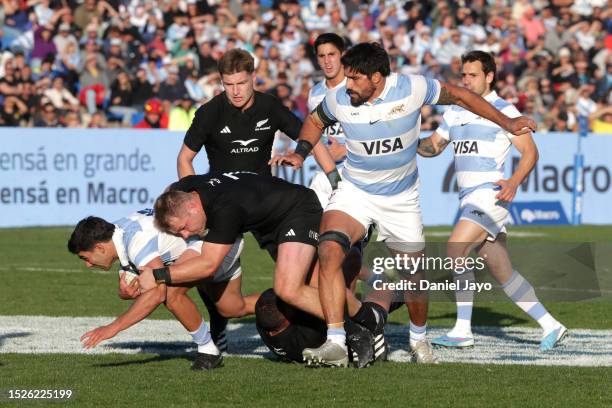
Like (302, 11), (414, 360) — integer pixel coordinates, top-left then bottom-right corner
(1, 226), (612, 406)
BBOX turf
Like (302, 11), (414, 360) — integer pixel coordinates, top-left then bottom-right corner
(1, 354), (611, 407)
(1, 226), (612, 406)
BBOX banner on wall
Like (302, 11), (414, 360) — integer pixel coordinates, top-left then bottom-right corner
(0, 129), (611, 227)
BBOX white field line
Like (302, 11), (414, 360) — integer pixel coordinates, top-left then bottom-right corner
(1, 316), (611, 367)
(426, 231), (549, 237)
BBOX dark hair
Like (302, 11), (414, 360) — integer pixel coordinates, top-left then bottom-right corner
(255, 289), (288, 332)
(314, 32), (345, 54)
(461, 50), (497, 89)
(340, 42), (390, 78)
(217, 48), (254, 75)
(67, 216), (115, 254)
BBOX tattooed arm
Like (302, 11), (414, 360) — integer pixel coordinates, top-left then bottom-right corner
(417, 132), (450, 157)
(436, 83), (536, 136)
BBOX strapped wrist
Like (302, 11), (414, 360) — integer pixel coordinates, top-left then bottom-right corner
(152, 267), (172, 285)
(294, 140), (314, 160)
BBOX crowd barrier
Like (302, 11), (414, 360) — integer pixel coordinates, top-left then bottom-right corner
(1, 128), (610, 227)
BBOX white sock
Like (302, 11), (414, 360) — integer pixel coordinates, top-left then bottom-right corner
(409, 321), (426, 348)
(502, 271), (559, 334)
(327, 326), (347, 351)
(189, 319), (219, 355)
(449, 269), (474, 336)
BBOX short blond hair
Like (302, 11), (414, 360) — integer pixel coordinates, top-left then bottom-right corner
(217, 48), (254, 75)
(154, 190), (192, 231)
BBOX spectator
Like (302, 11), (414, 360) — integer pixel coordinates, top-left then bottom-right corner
(33, 103), (62, 127)
(78, 54), (111, 114)
(134, 98), (167, 129)
(0, 96), (28, 126)
(108, 71), (138, 126)
(168, 94), (197, 131)
(43, 76), (80, 113)
(590, 106), (612, 133)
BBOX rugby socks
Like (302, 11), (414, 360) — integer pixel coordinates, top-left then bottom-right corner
(327, 324), (347, 351)
(351, 302), (388, 333)
(189, 319), (220, 355)
(409, 321), (427, 348)
(448, 269), (475, 337)
(502, 271), (559, 334)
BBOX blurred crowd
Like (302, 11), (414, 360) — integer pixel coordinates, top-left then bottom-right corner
(0, 0), (611, 133)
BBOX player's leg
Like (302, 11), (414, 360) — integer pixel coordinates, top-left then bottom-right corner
(164, 285), (222, 370)
(373, 187), (436, 363)
(201, 274), (259, 318)
(431, 219), (488, 348)
(196, 287), (229, 353)
(478, 234), (567, 350)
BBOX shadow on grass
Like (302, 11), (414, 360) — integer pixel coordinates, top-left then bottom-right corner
(94, 353), (192, 368)
(429, 306), (530, 327)
(0, 332), (31, 350)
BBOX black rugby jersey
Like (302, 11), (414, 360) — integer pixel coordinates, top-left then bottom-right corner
(170, 172), (319, 245)
(183, 92), (302, 176)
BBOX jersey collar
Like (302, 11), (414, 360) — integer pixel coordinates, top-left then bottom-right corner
(366, 73), (397, 105)
(484, 90), (499, 102)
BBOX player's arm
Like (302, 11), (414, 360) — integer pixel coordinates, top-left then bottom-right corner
(436, 83), (536, 135)
(177, 143), (198, 178)
(81, 258), (168, 348)
(417, 131), (450, 157)
(311, 139), (342, 189)
(137, 242), (232, 290)
(495, 133), (538, 202)
(269, 107), (328, 170)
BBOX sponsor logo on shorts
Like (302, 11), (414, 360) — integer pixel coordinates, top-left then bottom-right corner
(220, 126), (231, 133)
(470, 209), (485, 217)
(285, 229), (296, 237)
(309, 230), (319, 240)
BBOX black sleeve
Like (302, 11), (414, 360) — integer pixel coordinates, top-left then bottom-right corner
(273, 98), (303, 141)
(315, 102), (337, 128)
(183, 101), (215, 153)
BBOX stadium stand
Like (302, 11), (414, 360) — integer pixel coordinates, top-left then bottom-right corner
(0, 0), (610, 131)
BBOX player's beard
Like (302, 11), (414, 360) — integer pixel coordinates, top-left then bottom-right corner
(347, 85), (375, 107)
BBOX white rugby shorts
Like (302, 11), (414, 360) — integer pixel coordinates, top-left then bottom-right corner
(309, 170), (333, 209)
(325, 179), (424, 252)
(458, 188), (509, 240)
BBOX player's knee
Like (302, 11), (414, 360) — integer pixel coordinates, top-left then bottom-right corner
(164, 287), (183, 310)
(217, 300), (248, 318)
(318, 230), (351, 267)
(274, 284), (300, 307)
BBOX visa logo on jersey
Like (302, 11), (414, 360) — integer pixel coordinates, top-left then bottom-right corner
(361, 137), (403, 155)
(453, 140), (479, 154)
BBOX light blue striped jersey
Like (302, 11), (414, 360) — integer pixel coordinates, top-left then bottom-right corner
(112, 209), (201, 270)
(436, 91), (521, 198)
(319, 73), (441, 195)
(308, 78), (346, 166)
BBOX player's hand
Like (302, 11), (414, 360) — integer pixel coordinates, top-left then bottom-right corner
(506, 116), (537, 136)
(118, 272), (141, 299)
(327, 136), (347, 162)
(494, 179), (519, 202)
(268, 152), (305, 170)
(136, 267), (158, 292)
(80, 324), (119, 349)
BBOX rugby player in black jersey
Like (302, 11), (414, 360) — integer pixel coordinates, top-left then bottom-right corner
(138, 172), (377, 368)
(175, 49), (339, 354)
